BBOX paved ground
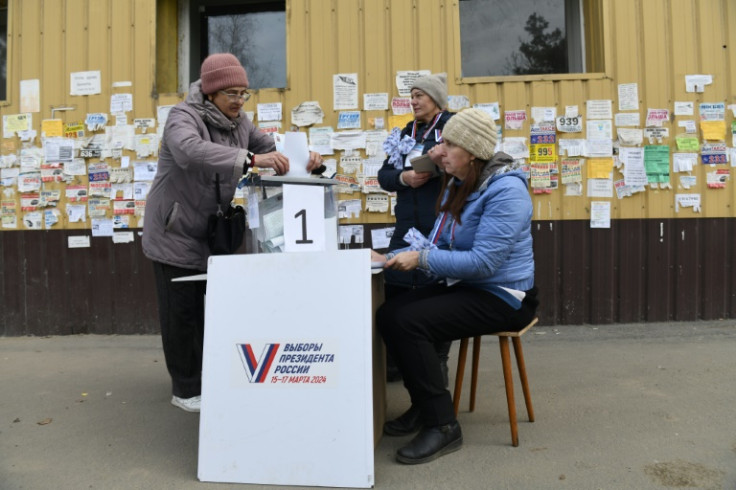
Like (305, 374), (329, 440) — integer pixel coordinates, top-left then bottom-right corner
(2, 321), (735, 490)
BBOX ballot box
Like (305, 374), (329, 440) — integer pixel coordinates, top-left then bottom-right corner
(245, 175), (339, 253)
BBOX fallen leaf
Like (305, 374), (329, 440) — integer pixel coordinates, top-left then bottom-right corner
(37, 418), (53, 425)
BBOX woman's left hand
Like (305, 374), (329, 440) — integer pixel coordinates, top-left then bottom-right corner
(385, 251), (420, 271)
(307, 151), (324, 172)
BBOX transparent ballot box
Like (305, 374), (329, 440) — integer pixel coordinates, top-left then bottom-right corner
(246, 175), (339, 253)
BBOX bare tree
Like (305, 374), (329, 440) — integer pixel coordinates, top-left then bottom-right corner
(208, 14), (279, 89)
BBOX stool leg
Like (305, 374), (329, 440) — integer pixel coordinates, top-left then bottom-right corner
(512, 336), (534, 423)
(453, 338), (469, 416)
(469, 336), (481, 412)
(499, 336), (518, 447)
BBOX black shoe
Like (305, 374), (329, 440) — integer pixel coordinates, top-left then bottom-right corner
(383, 405), (422, 436)
(396, 421), (463, 464)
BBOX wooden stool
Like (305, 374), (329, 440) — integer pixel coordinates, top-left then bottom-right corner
(452, 317), (538, 447)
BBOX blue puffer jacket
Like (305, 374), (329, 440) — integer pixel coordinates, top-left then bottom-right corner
(416, 154), (535, 304)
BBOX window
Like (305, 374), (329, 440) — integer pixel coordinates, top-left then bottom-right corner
(190, 0), (286, 90)
(459, 0), (597, 78)
(0, 0), (7, 99)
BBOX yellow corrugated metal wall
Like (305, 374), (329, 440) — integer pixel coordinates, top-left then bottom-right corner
(1, 0), (735, 230)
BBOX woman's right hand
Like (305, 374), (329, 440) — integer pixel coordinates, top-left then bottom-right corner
(401, 170), (432, 188)
(255, 151), (289, 175)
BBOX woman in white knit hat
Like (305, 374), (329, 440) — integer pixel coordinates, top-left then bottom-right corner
(373, 108), (538, 464)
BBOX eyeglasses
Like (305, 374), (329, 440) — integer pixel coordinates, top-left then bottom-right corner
(218, 90), (251, 102)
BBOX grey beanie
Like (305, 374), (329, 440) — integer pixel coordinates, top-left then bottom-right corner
(441, 108), (498, 160)
(411, 73), (448, 110)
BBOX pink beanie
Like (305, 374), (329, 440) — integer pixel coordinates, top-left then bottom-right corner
(200, 53), (249, 94)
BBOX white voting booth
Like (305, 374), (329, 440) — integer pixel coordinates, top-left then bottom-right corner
(198, 173), (376, 487)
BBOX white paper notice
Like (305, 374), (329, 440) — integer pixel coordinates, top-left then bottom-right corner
(590, 201), (611, 228)
(68, 235), (91, 248)
(391, 97), (412, 116)
(71, 71), (102, 96)
(370, 227), (394, 249)
(363, 93), (389, 111)
(673, 152), (697, 172)
(134, 161), (158, 181)
(473, 102), (501, 120)
(395, 70), (430, 97)
(531, 106), (557, 123)
(558, 139), (586, 157)
(110, 94), (133, 114)
(502, 137), (529, 159)
(586, 100), (613, 120)
(585, 139), (613, 157)
(587, 179), (613, 198)
(505, 110), (527, 130)
(257, 103), (283, 122)
(685, 74), (712, 93)
(674, 101), (694, 116)
(618, 83), (639, 111)
(290, 101), (324, 127)
(675, 194), (701, 212)
(587, 120), (613, 140)
(309, 126), (334, 155)
(112, 231), (135, 244)
(338, 199), (362, 219)
(365, 194), (389, 213)
(91, 218), (114, 237)
(283, 132), (310, 177)
(615, 112), (640, 127)
(66, 205), (86, 223)
(678, 120), (697, 134)
(646, 109), (670, 127)
(620, 147), (647, 187)
(333, 73), (359, 110)
(448, 95), (470, 112)
(20, 79), (40, 113)
(617, 128), (643, 146)
(331, 131), (366, 151)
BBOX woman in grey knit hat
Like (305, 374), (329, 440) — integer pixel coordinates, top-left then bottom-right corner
(373, 108), (538, 464)
(377, 73), (455, 411)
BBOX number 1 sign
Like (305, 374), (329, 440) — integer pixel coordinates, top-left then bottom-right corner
(282, 184), (326, 252)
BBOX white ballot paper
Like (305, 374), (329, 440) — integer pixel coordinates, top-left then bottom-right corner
(283, 132), (310, 177)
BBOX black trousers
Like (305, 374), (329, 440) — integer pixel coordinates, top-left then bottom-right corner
(377, 283), (538, 427)
(384, 282), (452, 364)
(152, 261), (207, 398)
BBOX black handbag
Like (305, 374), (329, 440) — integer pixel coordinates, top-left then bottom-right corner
(207, 173), (246, 255)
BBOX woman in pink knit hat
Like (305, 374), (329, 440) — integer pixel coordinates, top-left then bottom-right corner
(143, 53), (323, 413)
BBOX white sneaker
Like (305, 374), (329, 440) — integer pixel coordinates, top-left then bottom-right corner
(171, 395), (201, 413)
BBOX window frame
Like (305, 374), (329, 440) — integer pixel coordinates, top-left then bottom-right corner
(453, 0), (610, 84)
(0, 0), (11, 105)
(189, 0), (287, 92)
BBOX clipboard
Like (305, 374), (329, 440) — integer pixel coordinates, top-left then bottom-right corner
(410, 153), (439, 176)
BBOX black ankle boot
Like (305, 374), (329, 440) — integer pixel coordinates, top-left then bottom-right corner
(396, 421), (463, 464)
(383, 405), (422, 436)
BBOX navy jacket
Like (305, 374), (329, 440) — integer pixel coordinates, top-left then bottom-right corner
(377, 111), (453, 288)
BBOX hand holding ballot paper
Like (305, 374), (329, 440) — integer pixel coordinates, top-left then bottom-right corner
(409, 153), (440, 177)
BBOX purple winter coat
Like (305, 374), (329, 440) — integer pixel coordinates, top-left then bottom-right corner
(142, 81), (275, 270)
